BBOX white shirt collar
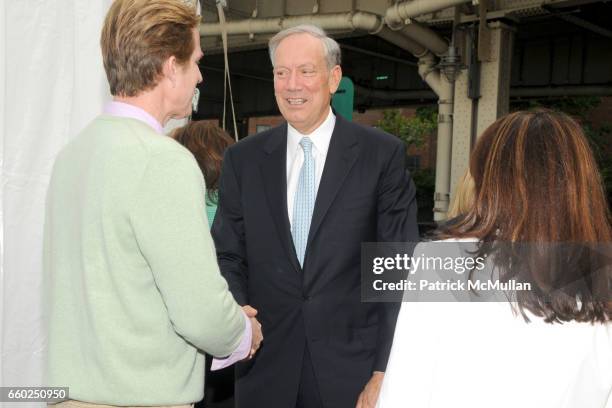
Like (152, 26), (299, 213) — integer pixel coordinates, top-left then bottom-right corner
(287, 108), (336, 156)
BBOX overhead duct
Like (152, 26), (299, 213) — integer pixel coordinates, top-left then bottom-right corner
(200, 12), (383, 36)
(394, 23), (448, 56)
(385, 0), (472, 26)
(199, 11), (447, 56)
(377, 27), (428, 57)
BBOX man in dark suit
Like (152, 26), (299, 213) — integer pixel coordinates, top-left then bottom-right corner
(212, 24), (419, 408)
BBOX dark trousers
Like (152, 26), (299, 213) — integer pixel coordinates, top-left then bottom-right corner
(197, 356), (234, 408)
(296, 345), (324, 408)
(199, 345), (324, 408)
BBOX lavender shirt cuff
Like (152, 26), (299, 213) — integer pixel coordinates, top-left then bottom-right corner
(211, 310), (252, 370)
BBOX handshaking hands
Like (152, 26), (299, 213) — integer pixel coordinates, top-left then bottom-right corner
(243, 305), (263, 359)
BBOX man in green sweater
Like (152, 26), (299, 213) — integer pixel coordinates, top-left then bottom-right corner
(44, 1), (262, 406)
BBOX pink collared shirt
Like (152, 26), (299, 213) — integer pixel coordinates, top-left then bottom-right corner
(104, 100), (252, 368)
(103, 101), (164, 134)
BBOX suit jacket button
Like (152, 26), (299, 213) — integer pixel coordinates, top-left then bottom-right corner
(303, 295), (311, 301)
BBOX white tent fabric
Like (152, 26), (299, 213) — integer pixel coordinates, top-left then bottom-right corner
(1, 1), (112, 406)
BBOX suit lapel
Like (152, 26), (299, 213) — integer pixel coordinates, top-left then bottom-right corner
(307, 116), (360, 249)
(260, 124), (301, 273)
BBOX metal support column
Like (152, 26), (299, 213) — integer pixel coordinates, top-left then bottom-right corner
(475, 21), (515, 137)
(449, 21), (515, 210)
(450, 70), (473, 199)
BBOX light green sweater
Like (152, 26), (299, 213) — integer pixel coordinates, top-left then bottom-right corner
(44, 115), (245, 406)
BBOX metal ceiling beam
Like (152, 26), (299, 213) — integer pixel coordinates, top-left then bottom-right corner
(202, 65), (273, 82)
(340, 44), (418, 66)
(353, 85), (612, 101)
(551, 13), (612, 38)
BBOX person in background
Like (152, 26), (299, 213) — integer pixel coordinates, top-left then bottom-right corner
(445, 169), (475, 220)
(44, 1), (261, 406)
(377, 109), (612, 408)
(173, 121), (235, 226)
(173, 121), (237, 408)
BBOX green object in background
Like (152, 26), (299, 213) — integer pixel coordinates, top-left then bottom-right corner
(332, 77), (354, 121)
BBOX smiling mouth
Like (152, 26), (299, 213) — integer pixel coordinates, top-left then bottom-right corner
(286, 98), (307, 105)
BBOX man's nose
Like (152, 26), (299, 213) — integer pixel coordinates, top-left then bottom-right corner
(287, 70), (301, 90)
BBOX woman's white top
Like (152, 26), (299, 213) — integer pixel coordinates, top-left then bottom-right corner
(377, 239), (612, 408)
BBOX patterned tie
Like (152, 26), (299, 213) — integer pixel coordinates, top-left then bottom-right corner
(292, 137), (315, 267)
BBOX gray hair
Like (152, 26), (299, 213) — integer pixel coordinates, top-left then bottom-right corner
(268, 24), (341, 70)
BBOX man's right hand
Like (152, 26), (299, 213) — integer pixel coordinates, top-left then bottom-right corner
(243, 305), (263, 358)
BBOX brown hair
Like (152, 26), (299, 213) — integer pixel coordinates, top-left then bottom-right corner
(443, 109), (611, 323)
(173, 121), (235, 202)
(100, 0), (200, 96)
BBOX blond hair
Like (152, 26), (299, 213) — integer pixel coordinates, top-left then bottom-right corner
(447, 170), (475, 219)
(100, 0), (200, 96)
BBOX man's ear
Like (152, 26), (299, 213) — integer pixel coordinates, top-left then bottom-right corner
(329, 65), (342, 94)
(163, 55), (178, 87)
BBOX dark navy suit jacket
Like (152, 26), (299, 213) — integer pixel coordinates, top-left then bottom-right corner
(212, 114), (419, 408)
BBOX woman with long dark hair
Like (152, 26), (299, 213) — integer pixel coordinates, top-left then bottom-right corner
(377, 110), (611, 407)
(173, 121), (235, 226)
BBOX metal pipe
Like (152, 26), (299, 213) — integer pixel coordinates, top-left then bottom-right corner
(418, 54), (454, 221)
(199, 11), (447, 56)
(434, 81), (454, 221)
(378, 27), (428, 57)
(199, 12), (384, 36)
(385, 0), (472, 26)
(395, 23), (448, 56)
(418, 53), (443, 95)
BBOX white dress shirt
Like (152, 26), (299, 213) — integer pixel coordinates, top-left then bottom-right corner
(377, 238), (612, 408)
(286, 108), (336, 228)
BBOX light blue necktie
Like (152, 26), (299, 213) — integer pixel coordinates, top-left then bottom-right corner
(292, 137), (315, 267)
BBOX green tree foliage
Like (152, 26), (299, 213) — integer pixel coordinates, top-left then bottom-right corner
(375, 107), (437, 149)
(584, 123), (612, 201)
(376, 107), (438, 223)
